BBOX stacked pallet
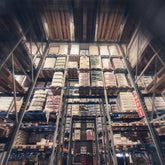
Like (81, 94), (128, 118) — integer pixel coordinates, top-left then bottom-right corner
(27, 90), (47, 112)
(115, 73), (129, 87)
(136, 75), (153, 88)
(65, 117), (71, 133)
(51, 72), (63, 87)
(11, 97), (23, 113)
(117, 92), (137, 112)
(89, 46), (99, 56)
(58, 45), (68, 55)
(70, 45), (79, 55)
(48, 47), (59, 54)
(91, 71), (103, 94)
(104, 72), (117, 87)
(112, 58), (124, 69)
(90, 56), (101, 69)
(51, 72), (63, 94)
(80, 56), (90, 69)
(113, 134), (139, 146)
(44, 96), (60, 113)
(68, 61), (78, 78)
(102, 58), (113, 70)
(55, 57), (66, 69)
(74, 130), (81, 140)
(109, 45), (121, 56)
(0, 97), (13, 112)
(96, 117), (102, 132)
(43, 57), (56, 69)
(14, 130), (28, 145)
(99, 46), (109, 56)
(72, 104), (80, 116)
(144, 96), (165, 112)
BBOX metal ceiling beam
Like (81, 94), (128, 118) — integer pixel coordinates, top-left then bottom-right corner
(0, 42), (49, 165)
(119, 44), (165, 165)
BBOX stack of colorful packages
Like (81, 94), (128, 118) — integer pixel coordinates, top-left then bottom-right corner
(55, 57), (66, 69)
(44, 95), (61, 113)
(27, 90), (47, 112)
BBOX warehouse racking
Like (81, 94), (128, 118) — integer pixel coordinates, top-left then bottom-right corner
(0, 32), (164, 165)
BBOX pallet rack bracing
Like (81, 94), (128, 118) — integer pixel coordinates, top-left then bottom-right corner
(0, 43), (165, 165)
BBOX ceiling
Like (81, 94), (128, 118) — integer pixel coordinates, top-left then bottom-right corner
(0, 0), (139, 43)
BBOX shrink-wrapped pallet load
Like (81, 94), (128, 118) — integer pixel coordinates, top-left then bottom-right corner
(91, 71), (103, 87)
(55, 57), (66, 69)
(144, 96), (165, 112)
(70, 44), (79, 55)
(27, 90), (47, 112)
(113, 134), (138, 146)
(80, 56), (90, 69)
(115, 73), (129, 87)
(117, 92), (137, 112)
(112, 58), (124, 69)
(51, 72), (63, 95)
(99, 46), (109, 56)
(43, 58), (56, 69)
(109, 45), (121, 56)
(51, 72), (63, 87)
(65, 117), (71, 133)
(136, 75), (153, 88)
(58, 45), (68, 55)
(96, 117), (102, 132)
(90, 56), (101, 69)
(89, 46), (99, 56)
(72, 104), (80, 116)
(102, 58), (113, 70)
(104, 72), (117, 87)
(74, 130), (81, 140)
(79, 72), (90, 87)
(68, 61), (78, 78)
(44, 95), (60, 113)
(0, 97), (14, 112)
(48, 47), (59, 55)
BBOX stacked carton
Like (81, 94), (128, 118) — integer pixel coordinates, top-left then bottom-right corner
(79, 72), (90, 87)
(80, 56), (90, 69)
(48, 47), (59, 54)
(117, 92), (137, 112)
(112, 58), (124, 69)
(115, 73), (129, 87)
(90, 56), (101, 69)
(104, 72), (117, 87)
(89, 46), (99, 56)
(0, 97), (13, 112)
(70, 45), (79, 55)
(72, 104), (80, 116)
(58, 45), (68, 55)
(99, 46), (109, 56)
(113, 134), (139, 146)
(144, 96), (165, 112)
(27, 90), (47, 112)
(44, 95), (60, 113)
(43, 57), (56, 69)
(109, 45), (121, 56)
(51, 72), (63, 87)
(102, 58), (113, 70)
(91, 71), (103, 87)
(55, 57), (66, 69)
